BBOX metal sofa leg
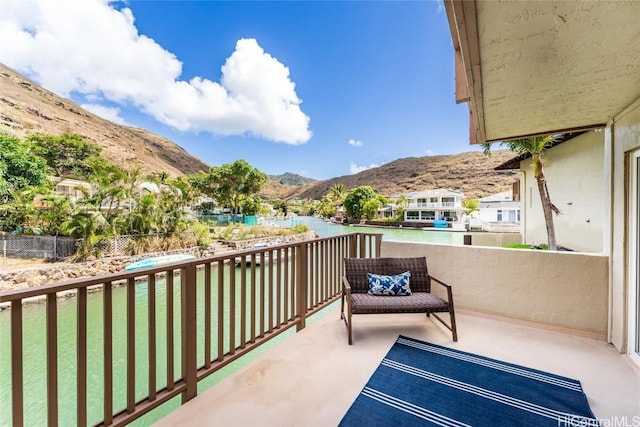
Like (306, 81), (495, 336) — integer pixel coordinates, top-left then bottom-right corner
(450, 307), (458, 342)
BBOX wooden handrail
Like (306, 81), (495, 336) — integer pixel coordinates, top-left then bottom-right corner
(0, 232), (382, 426)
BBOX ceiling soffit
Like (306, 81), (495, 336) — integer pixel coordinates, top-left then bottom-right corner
(448, 0), (640, 143)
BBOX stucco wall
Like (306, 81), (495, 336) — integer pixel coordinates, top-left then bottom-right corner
(608, 97), (640, 351)
(520, 131), (605, 252)
(467, 232), (521, 247)
(381, 241), (608, 336)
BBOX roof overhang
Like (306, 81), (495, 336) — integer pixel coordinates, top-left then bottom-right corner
(494, 132), (586, 170)
(445, 0), (640, 144)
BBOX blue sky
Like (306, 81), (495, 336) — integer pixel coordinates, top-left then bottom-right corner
(0, 0), (476, 180)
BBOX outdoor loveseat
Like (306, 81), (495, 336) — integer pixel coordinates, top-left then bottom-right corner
(340, 256), (458, 344)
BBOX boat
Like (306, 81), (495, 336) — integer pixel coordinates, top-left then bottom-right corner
(125, 254), (196, 271)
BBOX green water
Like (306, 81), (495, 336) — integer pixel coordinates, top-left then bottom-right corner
(284, 216), (464, 244)
(0, 265), (306, 426)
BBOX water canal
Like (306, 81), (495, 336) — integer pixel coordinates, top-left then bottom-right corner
(283, 216), (465, 244)
(0, 217), (466, 426)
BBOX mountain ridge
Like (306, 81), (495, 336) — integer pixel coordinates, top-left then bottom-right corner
(0, 63), (209, 176)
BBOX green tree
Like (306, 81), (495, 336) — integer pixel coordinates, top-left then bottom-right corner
(239, 196), (261, 216)
(343, 186), (379, 220)
(169, 176), (198, 210)
(0, 187), (40, 232)
(191, 160), (267, 216)
(36, 193), (74, 235)
(0, 135), (49, 199)
(362, 198), (383, 220)
(270, 199), (289, 216)
(327, 183), (346, 207)
(393, 194), (410, 221)
(483, 135), (560, 250)
(62, 209), (108, 260)
(27, 133), (101, 178)
(462, 198), (480, 215)
(315, 197), (337, 218)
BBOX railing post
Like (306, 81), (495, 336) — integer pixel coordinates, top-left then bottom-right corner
(375, 234), (382, 257)
(181, 263), (198, 403)
(359, 234), (366, 258)
(11, 300), (23, 427)
(348, 234), (358, 258)
(296, 242), (308, 332)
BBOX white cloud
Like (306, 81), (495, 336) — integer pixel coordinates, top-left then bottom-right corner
(350, 161), (379, 175)
(425, 149), (436, 156)
(0, 0), (312, 144)
(81, 103), (129, 125)
(348, 138), (363, 147)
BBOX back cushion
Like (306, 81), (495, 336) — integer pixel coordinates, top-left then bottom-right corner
(344, 257), (430, 293)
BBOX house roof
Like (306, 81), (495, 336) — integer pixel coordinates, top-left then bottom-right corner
(55, 178), (92, 189)
(395, 189), (465, 199)
(445, 0), (640, 144)
(479, 201), (520, 209)
(494, 132), (586, 170)
(479, 190), (512, 202)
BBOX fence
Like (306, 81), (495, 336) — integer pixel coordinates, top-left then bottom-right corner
(0, 232), (382, 427)
(94, 233), (194, 257)
(195, 213), (243, 225)
(0, 235), (76, 260)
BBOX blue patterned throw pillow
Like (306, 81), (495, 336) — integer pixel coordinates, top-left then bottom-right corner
(367, 271), (412, 296)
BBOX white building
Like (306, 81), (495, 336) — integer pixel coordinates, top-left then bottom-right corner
(53, 178), (93, 203)
(398, 189), (466, 226)
(477, 190), (520, 223)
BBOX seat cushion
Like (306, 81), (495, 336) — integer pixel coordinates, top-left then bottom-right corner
(351, 292), (449, 314)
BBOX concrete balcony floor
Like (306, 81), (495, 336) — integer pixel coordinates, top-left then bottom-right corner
(154, 306), (640, 426)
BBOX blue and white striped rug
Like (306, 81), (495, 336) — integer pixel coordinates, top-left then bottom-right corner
(339, 336), (598, 427)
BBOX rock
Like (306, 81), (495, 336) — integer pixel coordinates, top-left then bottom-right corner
(27, 275), (47, 287)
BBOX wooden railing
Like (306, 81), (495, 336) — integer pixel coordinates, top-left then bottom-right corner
(0, 232), (381, 427)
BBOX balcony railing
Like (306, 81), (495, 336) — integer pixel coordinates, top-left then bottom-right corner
(407, 202), (459, 208)
(0, 232), (382, 427)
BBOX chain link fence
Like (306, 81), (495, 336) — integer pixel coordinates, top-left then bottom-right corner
(1, 232), (197, 260)
(0, 235), (77, 260)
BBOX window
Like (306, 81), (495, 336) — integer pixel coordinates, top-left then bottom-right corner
(497, 209), (503, 222)
(406, 211), (419, 220)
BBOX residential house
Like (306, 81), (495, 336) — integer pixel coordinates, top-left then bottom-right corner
(475, 190), (520, 233)
(53, 178), (93, 203)
(399, 189), (466, 226)
(496, 131), (604, 252)
(446, 0), (640, 360)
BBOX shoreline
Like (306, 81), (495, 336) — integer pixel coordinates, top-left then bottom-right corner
(0, 231), (317, 308)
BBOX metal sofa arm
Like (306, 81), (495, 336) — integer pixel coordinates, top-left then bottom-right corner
(429, 275), (452, 290)
(342, 276), (352, 294)
(429, 275), (454, 304)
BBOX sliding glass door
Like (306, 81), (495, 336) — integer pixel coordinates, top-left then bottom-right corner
(630, 151), (640, 364)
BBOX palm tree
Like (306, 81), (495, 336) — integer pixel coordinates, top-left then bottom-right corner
(483, 135), (560, 250)
(396, 194), (410, 209)
(394, 194), (410, 222)
(327, 183), (346, 207)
